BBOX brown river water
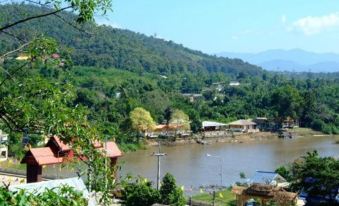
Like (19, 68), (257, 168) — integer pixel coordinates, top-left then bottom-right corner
(119, 136), (339, 189)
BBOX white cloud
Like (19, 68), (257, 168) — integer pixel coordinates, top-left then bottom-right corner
(281, 15), (287, 24)
(292, 13), (339, 35)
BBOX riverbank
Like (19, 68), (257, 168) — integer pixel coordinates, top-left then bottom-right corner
(146, 127), (337, 147)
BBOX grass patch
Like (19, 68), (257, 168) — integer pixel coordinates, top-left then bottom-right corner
(0, 158), (26, 172)
(192, 189), (236, 206)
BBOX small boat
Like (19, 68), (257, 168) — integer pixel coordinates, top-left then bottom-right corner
(196, 139), (208, 145)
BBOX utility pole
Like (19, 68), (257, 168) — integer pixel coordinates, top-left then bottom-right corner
(206, 153), (223, 186)
(153, 141), (166, 190)
(212, 190), (216, 206)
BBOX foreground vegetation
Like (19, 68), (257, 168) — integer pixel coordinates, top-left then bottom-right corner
(0, 185), (87, 206)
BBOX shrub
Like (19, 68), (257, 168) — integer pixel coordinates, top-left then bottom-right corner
(160, 173), (186, 206)
(123, 180), (160, 206)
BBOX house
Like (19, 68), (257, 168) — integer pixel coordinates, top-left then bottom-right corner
(212, 82), (224, 92)
(202, 121), (229, 138)
(147, 124), (191, 138)
(0, 130), (8, 162)
(229, 81), (240, 86)
(232, 184), (297, 206)
(202, 121), (227, 131)
(282, 117), (299, 129)
(21, 136), (122, 183)
(253, 117), (270, 131)
(228, 119), (259, 133)
(249, 171), (289, 188)
(181, 93), (203, 102)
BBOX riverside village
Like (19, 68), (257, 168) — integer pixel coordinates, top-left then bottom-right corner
(0, 1), (339, 206)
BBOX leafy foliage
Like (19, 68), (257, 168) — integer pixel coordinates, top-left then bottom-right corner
(0, 185), (87, 206)
(289, 151), (339, 200)
(122, 179), (160, 206)
(129, 107), (156, 133)
(160, 173), (186, 206)
(122, 174), (186, 206)
(170, 109), (191, 130)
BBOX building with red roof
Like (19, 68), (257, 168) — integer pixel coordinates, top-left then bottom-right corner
(21, 136), (122, 183)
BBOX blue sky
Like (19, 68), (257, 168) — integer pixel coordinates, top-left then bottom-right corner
(96, 0), (339, 54)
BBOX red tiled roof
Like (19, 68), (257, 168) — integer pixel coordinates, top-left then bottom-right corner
(102, 141), (122, 158)
(22, 147), (63, 165)
(93, 140), (102, 148)
(51, 136), (71, 151)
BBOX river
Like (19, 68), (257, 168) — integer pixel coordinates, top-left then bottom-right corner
(120, 136), (339, 190)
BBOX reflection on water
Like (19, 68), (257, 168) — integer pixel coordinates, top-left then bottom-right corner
(120, 136), (339, 188)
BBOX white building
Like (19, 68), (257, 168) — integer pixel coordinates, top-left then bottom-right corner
(229, 81), (240, 86)
(0, 130), (8, 162)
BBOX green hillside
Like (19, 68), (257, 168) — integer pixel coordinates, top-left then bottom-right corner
(0, 4), (263, 77)
(0, 4), (338, 155)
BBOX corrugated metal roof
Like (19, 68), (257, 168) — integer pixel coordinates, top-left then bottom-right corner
(250, 171), (279, 184)
(202, 121), (227, 127)
(228, 119), (256, 126)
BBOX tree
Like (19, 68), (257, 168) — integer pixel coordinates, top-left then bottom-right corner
(289, 151), (339, 203)
(129, 107), (156, 133)
(164, 107), (173, 125)
(275, 166), (291, 182)
(159, 173), (186, 206)
(0, 0), (112, 33)
(0, 3), (119, 204)
(169, 109), (190, 130)
(270, 85), (302, 123)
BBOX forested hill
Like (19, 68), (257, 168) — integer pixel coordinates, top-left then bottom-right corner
(0, 4), (263, 77)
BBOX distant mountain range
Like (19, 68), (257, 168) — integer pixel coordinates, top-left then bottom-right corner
(218, 49), (339, 73)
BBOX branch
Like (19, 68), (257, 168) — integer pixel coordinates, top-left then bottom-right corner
(54, 13), (93, 36)
(0, 6), (73, 32)
(22, 0), (93, 35)
(0, 42), (31, 59)
(1, 30), (26, 43)
(0, 62), (29, 87)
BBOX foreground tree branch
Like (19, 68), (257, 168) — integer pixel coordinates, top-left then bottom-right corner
(0, 5), (73, 32)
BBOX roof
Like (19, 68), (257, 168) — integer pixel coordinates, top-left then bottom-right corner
(9, 177), (88, 198)
(250, 171), (286, 185)
(202, 121), (227, 128)
(102, 141), (122, 158)
(228, 119), (256, 126)
(181, 93), (203, 97)
(274, 191), (298, 202)
(50, 136), (71, 151)
(246, 184), (276, 197)
(21, 147), (63, 165)
(255, 117), (268, 120)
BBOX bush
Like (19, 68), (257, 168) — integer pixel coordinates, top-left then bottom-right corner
(160, 173), (186, 206)
(123, 180), (160, 206)
(122, 174), (186, 206)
